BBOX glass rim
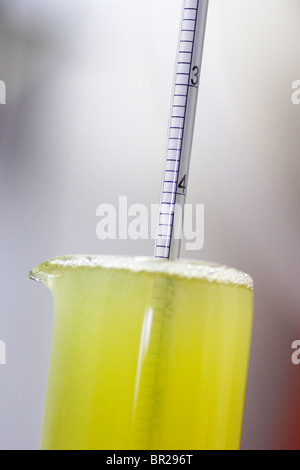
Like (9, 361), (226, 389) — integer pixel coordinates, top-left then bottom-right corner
(29, 255), (254, 291)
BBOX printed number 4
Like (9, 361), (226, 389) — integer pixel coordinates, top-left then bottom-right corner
(178, 175), (187, 192)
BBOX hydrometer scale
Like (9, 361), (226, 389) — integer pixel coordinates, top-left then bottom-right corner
(129, 0), (210, 449)
(155, 0), (209, 260)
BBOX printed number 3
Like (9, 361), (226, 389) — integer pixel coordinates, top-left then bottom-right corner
(191, 66), (199, 87)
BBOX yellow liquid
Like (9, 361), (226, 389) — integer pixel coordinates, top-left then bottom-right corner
(30, 256), (253, 450)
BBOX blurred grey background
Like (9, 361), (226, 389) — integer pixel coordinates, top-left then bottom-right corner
(0, 0), (300, 450)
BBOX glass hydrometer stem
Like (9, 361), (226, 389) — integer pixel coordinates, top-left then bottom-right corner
(131, 2), (209, 446)
(155, 0), (209, 260)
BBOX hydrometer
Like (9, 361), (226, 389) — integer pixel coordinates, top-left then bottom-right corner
(130, 0), (210, 448)
(155, 0), (209, 260)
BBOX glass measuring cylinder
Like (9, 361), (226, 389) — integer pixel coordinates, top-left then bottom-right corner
(29, 256), (253, 450)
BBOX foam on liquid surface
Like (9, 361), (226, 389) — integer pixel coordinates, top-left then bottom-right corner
(29, 255), (253, 290)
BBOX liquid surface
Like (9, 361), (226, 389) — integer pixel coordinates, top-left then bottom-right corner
(31, 256), (253, 450)
(30, 255), (254, 289)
